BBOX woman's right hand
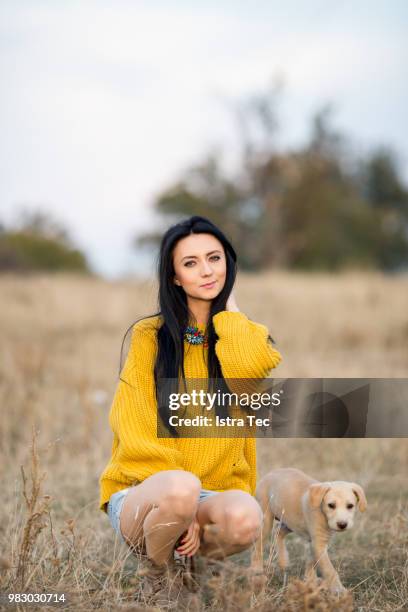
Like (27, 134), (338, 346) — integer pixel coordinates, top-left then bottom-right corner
(175, 517), (201, 557)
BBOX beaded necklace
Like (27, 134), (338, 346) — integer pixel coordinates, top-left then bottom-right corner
(184, 324), (208, 348)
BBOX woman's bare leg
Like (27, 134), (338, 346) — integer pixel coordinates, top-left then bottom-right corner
(196, 490), (263, 559)
(119, 470), (201, 566)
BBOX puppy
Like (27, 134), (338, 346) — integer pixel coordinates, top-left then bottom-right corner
(251, 468), (367, 593)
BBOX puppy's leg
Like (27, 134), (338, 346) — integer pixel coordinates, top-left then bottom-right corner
(251, 480), (275, 572)
(304, 541), (317, 581)
(276, 523), (291, 572)
(312, 538), (346, 593)
(251, 491), (275, 571)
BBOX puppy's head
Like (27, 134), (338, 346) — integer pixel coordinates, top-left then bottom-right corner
(309, 481), (367, 532)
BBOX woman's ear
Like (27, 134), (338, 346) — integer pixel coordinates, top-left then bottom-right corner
(174, 278), (181, 286)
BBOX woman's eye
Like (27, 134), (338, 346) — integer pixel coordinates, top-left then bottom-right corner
(184, 255), (221, 267)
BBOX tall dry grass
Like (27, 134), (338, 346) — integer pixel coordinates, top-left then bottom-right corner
(0, 271), (407, 611)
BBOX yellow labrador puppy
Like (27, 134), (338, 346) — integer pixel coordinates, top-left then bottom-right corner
(251, 468), (367, 593)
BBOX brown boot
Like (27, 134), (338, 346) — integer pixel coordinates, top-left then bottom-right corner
(135, 556), (173, 606)
(171, 555), (201, 610)
(135, 555), (194, 609)
(173, 551), (200, 593)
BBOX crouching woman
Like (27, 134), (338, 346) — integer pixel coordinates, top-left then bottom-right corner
(98, 215), (282, 597)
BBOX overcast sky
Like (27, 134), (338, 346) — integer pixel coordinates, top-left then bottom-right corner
(1, 0), (407, 278)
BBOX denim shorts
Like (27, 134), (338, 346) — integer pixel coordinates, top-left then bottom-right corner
(107, 487), (219, 545)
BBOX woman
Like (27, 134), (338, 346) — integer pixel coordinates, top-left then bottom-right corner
(99, 215), (282, 598)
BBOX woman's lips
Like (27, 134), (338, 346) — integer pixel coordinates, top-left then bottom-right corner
(200, 281), (216, 288)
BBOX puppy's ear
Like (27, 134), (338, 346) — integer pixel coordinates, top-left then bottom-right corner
(351, 484), (367, 512)
(308, 483), (331, 509)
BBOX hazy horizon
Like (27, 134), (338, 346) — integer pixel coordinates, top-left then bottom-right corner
(1, 0), (407, 278)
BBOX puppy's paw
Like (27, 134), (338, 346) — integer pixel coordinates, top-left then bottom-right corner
(329, 582), (347, 595)
(249, 566), (267, 593)
(251, 572), (267, 592)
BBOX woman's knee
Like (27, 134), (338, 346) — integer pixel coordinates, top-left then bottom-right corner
(160, 471), (201, 519)
(223, 504), (263, 546)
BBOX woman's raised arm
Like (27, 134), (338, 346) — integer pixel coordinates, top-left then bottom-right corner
(212, 311), (282, 380)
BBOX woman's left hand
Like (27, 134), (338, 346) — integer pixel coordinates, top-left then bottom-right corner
(175, 517), (201, 557)
(226, 290), (240, 312)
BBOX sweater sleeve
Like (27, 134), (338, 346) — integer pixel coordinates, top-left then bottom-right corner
(108, 323), (184, 483)
(212, 311), (282, 379)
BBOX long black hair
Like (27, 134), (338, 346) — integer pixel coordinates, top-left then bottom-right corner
(119, 215), (237, 435)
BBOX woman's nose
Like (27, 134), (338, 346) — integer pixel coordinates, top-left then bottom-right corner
(200, 261), (213, 275)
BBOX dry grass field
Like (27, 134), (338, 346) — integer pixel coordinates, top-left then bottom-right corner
(0, 271), (407, 611)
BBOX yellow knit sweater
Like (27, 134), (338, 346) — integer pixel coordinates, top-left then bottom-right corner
(99, 311), (282, 513)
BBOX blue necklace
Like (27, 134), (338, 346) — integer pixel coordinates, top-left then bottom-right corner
(184, 325), (208, 347)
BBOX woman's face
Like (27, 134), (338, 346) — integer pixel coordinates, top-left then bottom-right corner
(172, 233), (227, 301)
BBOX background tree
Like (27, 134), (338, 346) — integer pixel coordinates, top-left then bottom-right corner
(357, 149), (408, 270)
(135, 86), (408, 272)
(0, 208), (90, 274)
